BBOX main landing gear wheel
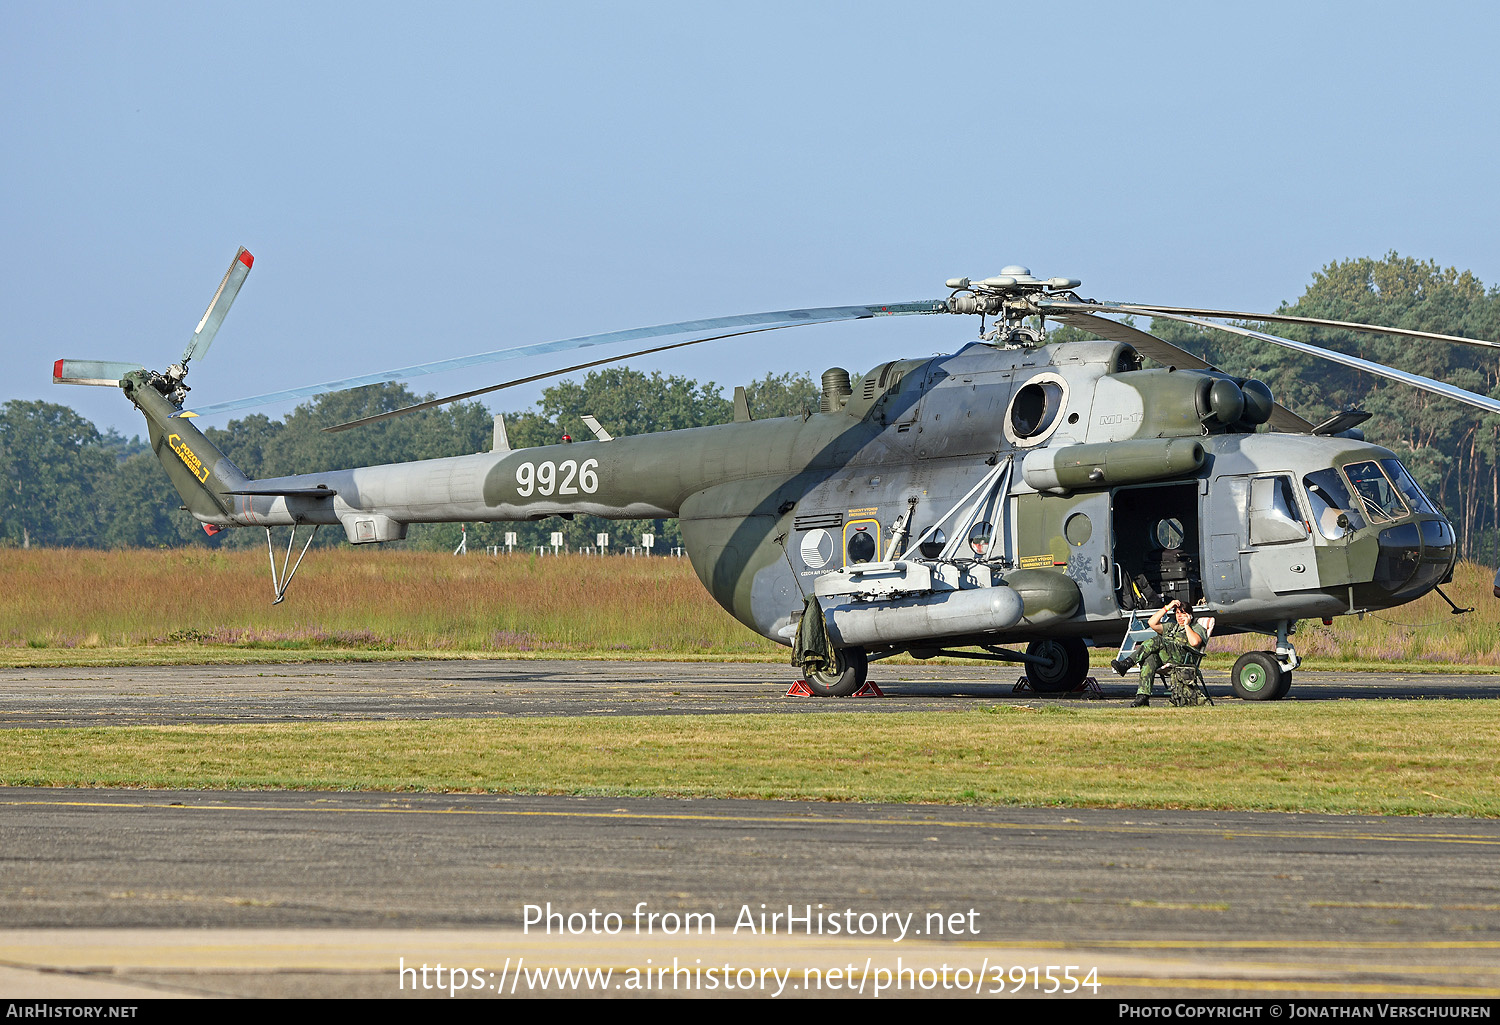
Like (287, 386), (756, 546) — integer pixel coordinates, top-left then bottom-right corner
(805, 647), (869, 697)
(1025, 637), (1090, 693)
(1231, 651), (1290, 701)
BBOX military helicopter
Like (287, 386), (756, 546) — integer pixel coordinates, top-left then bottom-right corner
(54, 249), (1500, 700)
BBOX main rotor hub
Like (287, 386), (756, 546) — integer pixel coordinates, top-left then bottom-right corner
(945, 268), (1081, 315)
(945, 267), (1082, 346)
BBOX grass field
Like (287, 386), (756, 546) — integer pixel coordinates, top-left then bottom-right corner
(0, 547), (776, 660)
(3, 549), (1500, 669)
(2, 702), (1496, 815)
(2, 550), (1498, 814)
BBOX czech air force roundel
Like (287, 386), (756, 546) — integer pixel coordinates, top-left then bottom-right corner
(800, 528), (834, 569)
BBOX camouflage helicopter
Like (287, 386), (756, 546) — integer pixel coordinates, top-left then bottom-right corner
(55, 249), (1500, 699)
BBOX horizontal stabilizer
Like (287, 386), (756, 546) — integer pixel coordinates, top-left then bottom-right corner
(226, 486), (338, 499)
(52, 359), (145, 386)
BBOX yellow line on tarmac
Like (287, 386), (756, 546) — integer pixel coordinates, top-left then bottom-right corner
(1075, 938), (1500, 951)
(1103, 976), (1500, 997)
(4, 797), (1497, 847)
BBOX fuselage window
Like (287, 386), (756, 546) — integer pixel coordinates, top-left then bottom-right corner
(1155, 517), (1185, 550)
(918, 528), (946, 560)
(847, 526), (877, 564)
(968, 521), (994, 556)
(1248, 475), (1308, 545)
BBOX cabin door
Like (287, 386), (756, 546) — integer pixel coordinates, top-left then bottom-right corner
(1111, 482), (1202, 611)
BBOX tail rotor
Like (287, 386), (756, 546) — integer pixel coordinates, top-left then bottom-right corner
(52, 246), (254, 405)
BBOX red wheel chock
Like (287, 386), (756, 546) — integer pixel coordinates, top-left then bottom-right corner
(785, 680), (886, 698)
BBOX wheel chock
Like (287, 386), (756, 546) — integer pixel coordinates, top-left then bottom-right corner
(785, 679), (885, 697)
(1012, 676), (1102, 697)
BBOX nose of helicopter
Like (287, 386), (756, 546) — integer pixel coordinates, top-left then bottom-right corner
(1371, 515), (1456, 604)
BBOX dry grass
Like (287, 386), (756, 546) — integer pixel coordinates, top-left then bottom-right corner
(0, 548), (775, 657)
(3, 549), (1499, 670)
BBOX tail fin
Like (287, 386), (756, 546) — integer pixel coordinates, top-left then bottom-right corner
(122, 371), (249, 527)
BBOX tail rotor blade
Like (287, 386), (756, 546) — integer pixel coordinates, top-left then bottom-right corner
(52, 359), (146, 386)
(181, 246), (254, 365)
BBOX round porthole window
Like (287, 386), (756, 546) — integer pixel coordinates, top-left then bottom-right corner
(1155, 517), (1185, 550)
(968, 521), (994, 556)
(918, 528), (946, 560)
(847, 528), (877, 564)
(1064, 513), (1093, 547)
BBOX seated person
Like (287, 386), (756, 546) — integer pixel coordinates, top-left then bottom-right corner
(1110, 599), (1208, 707)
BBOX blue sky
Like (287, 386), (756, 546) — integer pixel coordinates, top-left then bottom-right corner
(4, 2), (1498, 437)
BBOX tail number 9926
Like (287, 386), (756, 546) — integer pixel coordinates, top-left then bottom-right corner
(515, 458), (599, 497)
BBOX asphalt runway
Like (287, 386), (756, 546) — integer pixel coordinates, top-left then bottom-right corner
(0, 790), (1498, 999)
(0, 658), (1497, 727)
(0, 660), (1497, 1000)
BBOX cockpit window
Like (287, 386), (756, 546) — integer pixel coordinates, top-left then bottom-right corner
(1379, 459), (1438, 515)
(1342, 461), (1408, 522)
(1304, 469), (1365, 539)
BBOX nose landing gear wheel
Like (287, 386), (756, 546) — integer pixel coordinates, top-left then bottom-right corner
(804, 647), (869, 696)
(1231, 651), (1290, 700)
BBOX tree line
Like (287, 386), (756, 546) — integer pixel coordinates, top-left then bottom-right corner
(4, 253), (1499, 562)
(1142, 253), (1500, 563)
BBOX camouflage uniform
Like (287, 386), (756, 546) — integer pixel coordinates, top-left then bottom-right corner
(1128, 617), (1206, 697)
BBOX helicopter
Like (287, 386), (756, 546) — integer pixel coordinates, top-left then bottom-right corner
(54, 250), (1500, 700)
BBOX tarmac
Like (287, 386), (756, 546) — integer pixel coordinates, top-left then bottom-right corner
(0, 659), (1496, 1000)
(0, 658), (1496, 726)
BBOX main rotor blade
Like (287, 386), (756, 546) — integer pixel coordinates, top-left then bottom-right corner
(176, 298), (948, 420)
(1048, 311), (1313, 432)
(1041, 298), (1500, 351)
(1050, 310), (1213, 370)
(182, 247), (254, 365)
(320, 321), (819, 433)
(1130, 309), (1500, 416)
